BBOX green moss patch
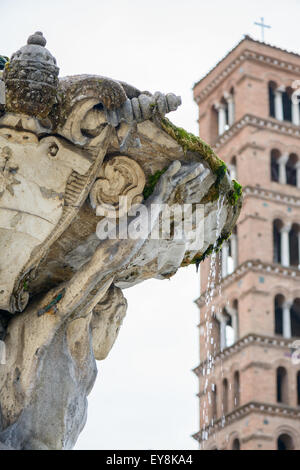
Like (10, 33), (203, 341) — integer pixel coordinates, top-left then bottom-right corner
(160, 117), (227, 179)
(227, 179), (243, 207)
(189, 231), (232, 267)
(143, 168), (168, 200)
(160, 118), (231, 208)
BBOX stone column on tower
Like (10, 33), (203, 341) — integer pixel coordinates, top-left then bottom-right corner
(278, 154), (289, 185)
(224, 92), (235, 126)
(221, 242), (229, 278)
(230, 233), (238, 271)
(291, 99), (300, 126)
(280, 224), (291, 267)
(214, 102), (227, 135)
(296, 161), (300, 188)
(274, 86), (285, 121)
(217, 314), (227, 351)
(226, 306), (239, 343)
(282, 300), (293, 338)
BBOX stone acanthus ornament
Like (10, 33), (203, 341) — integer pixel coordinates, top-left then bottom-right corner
(0, 32), (242, 450)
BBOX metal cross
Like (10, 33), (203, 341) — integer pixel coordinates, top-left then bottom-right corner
(254, 17), (271, 42)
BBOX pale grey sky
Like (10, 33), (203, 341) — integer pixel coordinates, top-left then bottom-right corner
(1, 0), (299, 450)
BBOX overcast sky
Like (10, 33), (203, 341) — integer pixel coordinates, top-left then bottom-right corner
(1, 0), (300, 450)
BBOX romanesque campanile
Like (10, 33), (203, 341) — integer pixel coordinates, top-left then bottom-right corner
(193, 36), (300, 450)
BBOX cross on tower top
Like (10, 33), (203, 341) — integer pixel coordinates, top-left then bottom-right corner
(254, 17), (271, 42)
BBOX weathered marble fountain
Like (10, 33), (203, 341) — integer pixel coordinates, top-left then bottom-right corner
(0, 32), (242, 450)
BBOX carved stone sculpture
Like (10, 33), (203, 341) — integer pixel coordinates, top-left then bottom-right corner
(0, 32), (242, 450)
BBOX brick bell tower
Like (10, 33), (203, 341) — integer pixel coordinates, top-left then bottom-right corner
(192, 36), (300, 450)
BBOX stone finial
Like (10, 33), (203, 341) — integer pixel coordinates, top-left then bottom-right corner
(3, 31), (59, 119)
(27, 31), (47, 47)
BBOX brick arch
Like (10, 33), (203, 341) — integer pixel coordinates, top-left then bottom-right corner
(226, 145), (239, 157)
(276, 425), (299, 449)
(214, 299), (225, 312)
(269, 286), (291, 300)
(271, 211), (291, 226)
(291, 289), (300, 300)
(224, 77), (236, 92)
(207, 96), (217, 110)
(226, 292), (240, 305)
(285, 144), (300, 157)
(220, 85), (232, 100)
(272, 358), (291, 369)
(230, 435), (241, 450)
(263, 71), (291, 88)
(210, 93), (226, 108)
(229, 361), (240, 374)
(227, 430), (240, 448)
(267, 141), (286, 155)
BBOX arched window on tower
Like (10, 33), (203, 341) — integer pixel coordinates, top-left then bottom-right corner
(291, 298), (300, 338)
(233, 371), (240, 408)
(222, 308), (234, 349)
(228, 156), (237, 181)
(233, 300), (239, 342)
(289, 224), (299, 268)
(277, 367), (288, 404)
(277, 434), (294, 450)
(222, 378), (229, 415)
(211, 105), (219, 142)
(273, 219), (283, 264)
(297, 371), (300, 406)
(221, 228), (238, 278)
(268, 81), (276, 118)
(228, 227), (238, 275)
(275, 294), (284, 336)
(282, 87), (293, 122)
(232, 438), (240, 450)
(228, 87), (235, 126)
(211, 384), (217, 423)
(271, 149), (280, 183)
(286, 154), (298, 186)
(214, 98), (229, 136)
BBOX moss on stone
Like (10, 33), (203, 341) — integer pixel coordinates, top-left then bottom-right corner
(227, 179), (243, 207)
(23, 281), (29, 292)
(160, 118), (232, 209)
(143, 168), (168, 200)
(200, 185), (219, 204)
(187, 231), (232, 267)
(160, 117), (228, 179)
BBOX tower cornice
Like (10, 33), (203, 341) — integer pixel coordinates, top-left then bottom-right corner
(194, 42), (300, 104)
(192, 401), (300, 443)
(196, 260), (300, 308)
(193, 333), (296, 376)
(242, 185), (300, 208)
(213, 114), (300, 150)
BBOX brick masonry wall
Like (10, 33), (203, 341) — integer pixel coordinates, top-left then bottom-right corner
(194, 38), (300, 450)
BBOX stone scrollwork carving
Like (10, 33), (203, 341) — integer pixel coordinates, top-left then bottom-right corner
(89, 155), (146, 218)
